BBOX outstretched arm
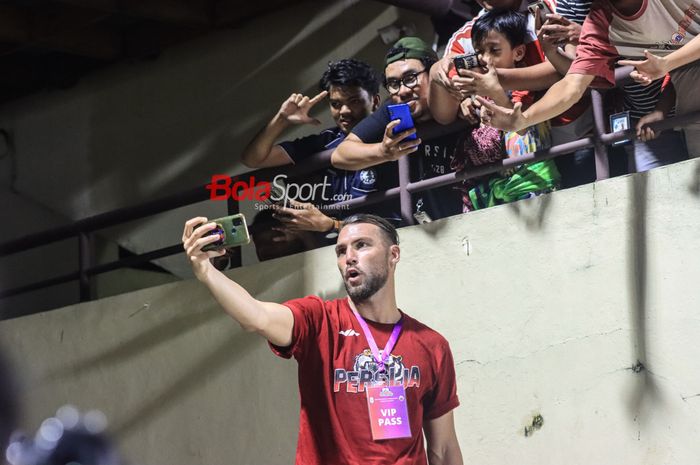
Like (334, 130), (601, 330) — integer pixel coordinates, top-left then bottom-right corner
(182, 217), (294, 346)
(424, 411), (463, 465)
(478, 72), (594, 132)
(619, 34), (700, 85)
(241, 91), (328, 168)
(496, 60), (562, 91)
(331, 122), (421, 170)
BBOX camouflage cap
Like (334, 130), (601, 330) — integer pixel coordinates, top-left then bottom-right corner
(384, 37), (438, 67)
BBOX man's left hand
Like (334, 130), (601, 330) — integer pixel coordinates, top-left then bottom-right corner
(272, 200), (334, 232)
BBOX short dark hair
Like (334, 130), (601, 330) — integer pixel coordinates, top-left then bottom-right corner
(383, 47), (437, 75)
(471, 10), (528, 49)
(340, 214), (399, 246)
(319, 59), (380, 96)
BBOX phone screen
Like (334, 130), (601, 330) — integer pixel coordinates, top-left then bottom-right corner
(609, 111), (632, 146)
(387, 103), (418, 141)
(453, 53), (479, 71)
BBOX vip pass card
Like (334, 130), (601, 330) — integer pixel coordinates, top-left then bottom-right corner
(366, 384), (411, 440)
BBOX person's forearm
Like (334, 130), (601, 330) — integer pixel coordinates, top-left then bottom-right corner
(200, 267), (291, 345)
(492, 88), (513, 108)
(427, 444), (463, 465)
(241, 114), (289, 168)
(428, 58), (463, 124)
(666, 34), (700, 71)
(656, 82), (676, 115)
(545, 44), (575, 76)
(521, 73), (591, 126)
(429, 77), (461, 125)
(498, 61), (561, 91)
(331, 140), (388, 170)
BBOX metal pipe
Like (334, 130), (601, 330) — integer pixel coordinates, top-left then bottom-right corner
(78, 232), (93, 302)
(591, 89), (611, 180)
(398, 156), (414, 225)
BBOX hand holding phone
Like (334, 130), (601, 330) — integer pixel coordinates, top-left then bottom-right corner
(453, 53), (480, 72)
(195, 214), (251, 252)
(387, 103), (418, 141)
(528, 0), (553, 27)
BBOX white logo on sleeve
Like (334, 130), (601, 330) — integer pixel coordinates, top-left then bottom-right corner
(339, 329), (360, 337)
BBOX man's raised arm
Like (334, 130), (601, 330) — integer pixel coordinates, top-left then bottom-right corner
(182, 217), (294, 347)
(428, 56), (464, 125)
(331, 123), (420, 170)
(241, 91), (328, 169)
(496, 60), (562, 91)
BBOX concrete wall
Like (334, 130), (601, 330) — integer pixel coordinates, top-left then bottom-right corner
(1, 158), (700, 465)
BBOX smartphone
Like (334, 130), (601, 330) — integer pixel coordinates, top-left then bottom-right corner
(197, 213), (251, 251)
(453, 53), (479, 71)
(609, 111), (631, 146)
(387, 103), (418, 141)
(528, 0), (552, 24)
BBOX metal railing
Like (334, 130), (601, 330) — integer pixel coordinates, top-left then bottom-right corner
(1, 75), (698, 306)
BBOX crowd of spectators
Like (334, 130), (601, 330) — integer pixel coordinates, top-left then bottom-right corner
(236, 0), (699, 262)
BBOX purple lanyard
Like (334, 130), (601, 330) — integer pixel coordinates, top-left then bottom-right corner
(352, 308), (403, 373)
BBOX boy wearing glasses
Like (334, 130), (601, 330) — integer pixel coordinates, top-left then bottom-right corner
(332, 37), (464, 224)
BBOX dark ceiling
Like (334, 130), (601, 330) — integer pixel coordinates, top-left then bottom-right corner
(0, 0), (304, 104)
(0, 0), (477, 105)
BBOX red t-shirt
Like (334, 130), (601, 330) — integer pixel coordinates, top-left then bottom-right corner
(570, 0), (700, 87)
(270, 296), (460, 465)
(569, 0), (623, 87)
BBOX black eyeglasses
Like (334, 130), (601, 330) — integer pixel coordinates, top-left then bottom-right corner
(385, 70), (427, 94)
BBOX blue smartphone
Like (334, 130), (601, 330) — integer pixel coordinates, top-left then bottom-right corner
(387, 103), (418, 141)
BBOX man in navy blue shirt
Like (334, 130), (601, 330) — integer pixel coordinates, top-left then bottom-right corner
(241, 59), (389, 235)
(332, 38), (463, 223)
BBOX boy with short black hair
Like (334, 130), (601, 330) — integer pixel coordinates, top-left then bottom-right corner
(454, 10), (560, 210)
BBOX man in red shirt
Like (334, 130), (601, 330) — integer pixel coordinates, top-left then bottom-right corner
(182, 213), (463, 465)
(477, 0), (700, 158)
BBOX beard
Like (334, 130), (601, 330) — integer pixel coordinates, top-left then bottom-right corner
(344, 263), (389, 303)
